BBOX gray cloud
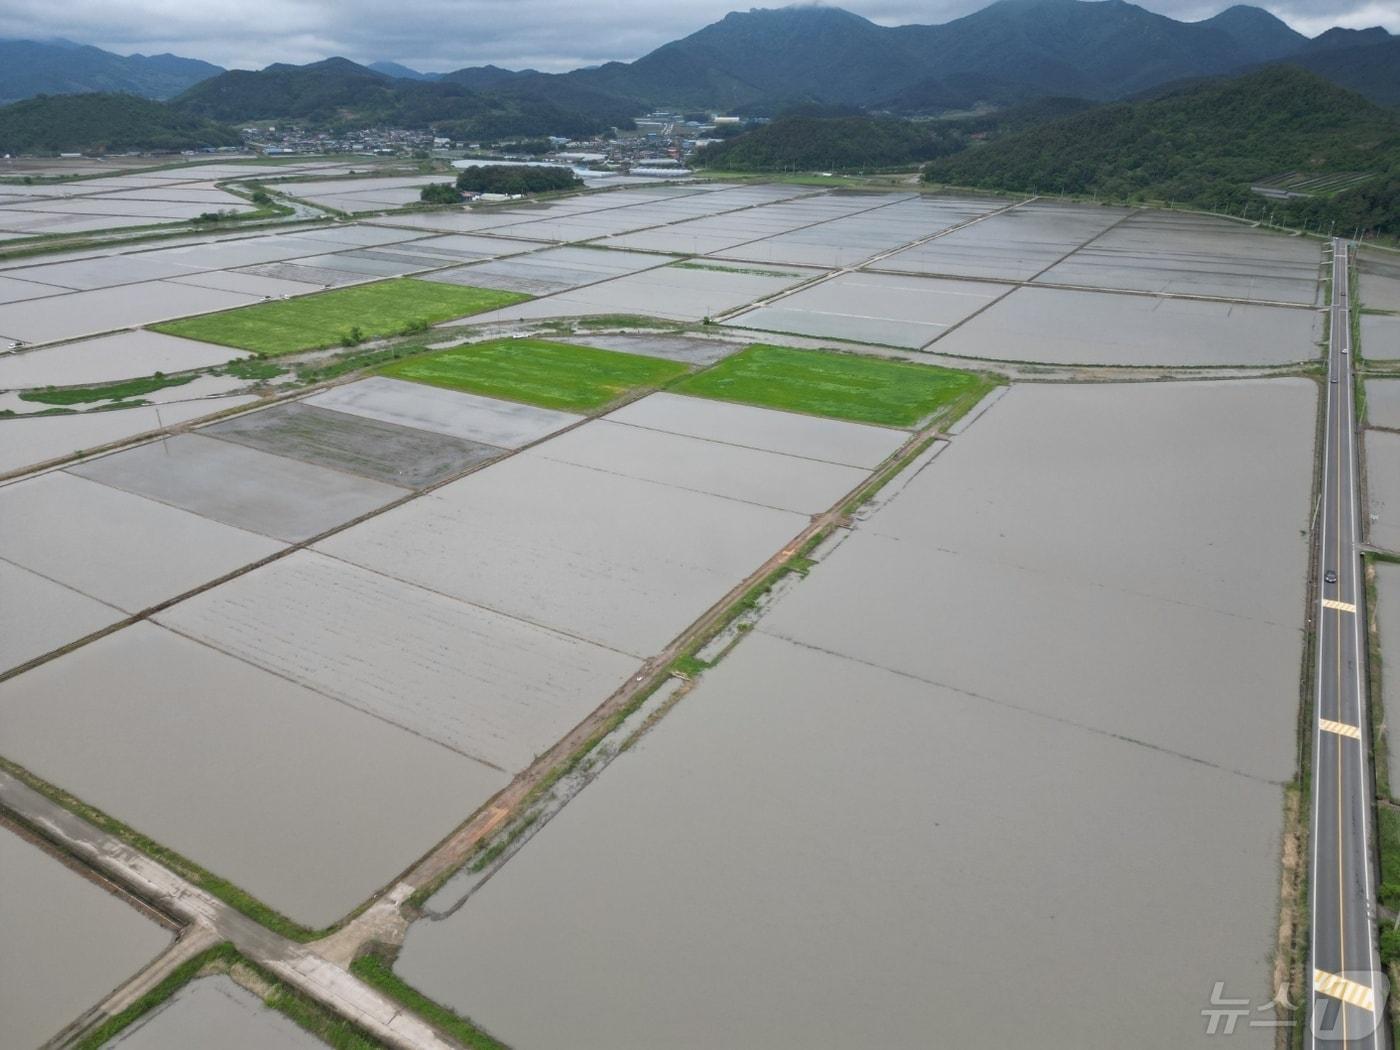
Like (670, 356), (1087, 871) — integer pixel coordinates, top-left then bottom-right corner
(0, 0), (1394, 72)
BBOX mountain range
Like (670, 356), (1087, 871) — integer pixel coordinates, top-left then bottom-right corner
(561, 1), (1314, 108)
(1270, 38), (1400, 107)
(0, 38), (222, 105)
(0, 0), (1396, 156)
(3, 1), (1397, 119)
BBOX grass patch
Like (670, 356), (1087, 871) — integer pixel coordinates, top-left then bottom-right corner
(74, 943), (240, 1049)
(381, 338), (688, 411)
(1378, 803), (1400, 910)
(671, 343), (998, 428)
(467, 812), (539, 874)
(152, 279), (528, 357)
(218, 358), (288, 381)
(73, 942), (383, 1050)
(19, 373), (195, 406)
(1369, 558), (1390, 801)
(350, 954), (506, 1050)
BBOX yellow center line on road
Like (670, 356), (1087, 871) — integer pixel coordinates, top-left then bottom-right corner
(1323, 598), (1357, 614)
(1320, 719), (1362, 741)
(1315, 969), (1376, 1013)
(1332, 257), (1349, 1043)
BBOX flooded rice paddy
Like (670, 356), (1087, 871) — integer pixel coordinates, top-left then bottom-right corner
(1366, 429), (1400, 552)
(397, 378), (1310, 1049)
(1363, 314), (1400, 361)
(69, 433), (405, 542)
(316, 451), (811, 656)
(202, 402), (503, 488)
(606, 391), (907, 468)
(0, 469), (283, 613)
(932, 285), (1318, 365)
(0, 559), (122, 673)
(1, 824), (169, 1049)
(157, 550), (639, 770)
(527, 418), (869, 514)
(0, 395), (259, 477)
(0, 623), (505, 927)
(1368, 379), (1400, 429)
(304, 376), (581, 447)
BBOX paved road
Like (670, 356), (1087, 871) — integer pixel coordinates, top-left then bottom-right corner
(1310, 238), (1385, 1047)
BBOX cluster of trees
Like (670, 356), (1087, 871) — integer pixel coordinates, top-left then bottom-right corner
(694, 114), (966, 172)
(502, 138), (554, 155)
(454, 165), (582, 195)
(419, 183), (462, 204)
(419, 164), (582, 204)
(923, 68), (1400, 237)
(1274, 174), (1400, 239)
(0, 92), (240, 154)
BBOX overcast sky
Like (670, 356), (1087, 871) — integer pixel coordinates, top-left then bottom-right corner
(0, 0), (1395, 73)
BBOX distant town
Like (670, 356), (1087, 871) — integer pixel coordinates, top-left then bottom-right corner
(220, 112), (754, 177)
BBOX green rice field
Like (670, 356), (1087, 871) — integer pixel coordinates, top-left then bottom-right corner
(381, 338), (690, 411)
(151, 279), (528, 356)
(671, 344), (998, 427)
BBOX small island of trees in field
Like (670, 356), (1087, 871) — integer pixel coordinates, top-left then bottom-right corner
(420, 164), (583, 204)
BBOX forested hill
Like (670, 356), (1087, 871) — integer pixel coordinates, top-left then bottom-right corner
(922, 67), (1400, 234)
(173, 58), (636, 138)
(695, 115), (967, 171)
(694, 98), (1099, 173)
(0, 93), (242, 154)
(1270, 39), (1400, 108)
(0, 39), (222, 105)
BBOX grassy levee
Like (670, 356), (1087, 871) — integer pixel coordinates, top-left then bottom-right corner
(0, 195), (309, 266)
(1378, 803), (1400, 914)
(152, 279), (529, 356)
(672, 261), (809, 279)
(0, 756), (333, 943)
(295, 341), (436, 386)
(380, 337), (689, 411)
(1352, 252), (1363, 359)
(74, 943), (241, 1049)
(1368, 557), (1391, 801)
(567, 313), (684, 330)
(73, 942), (385, 1049)
(19, 374), (197, 406)
(670, 343), (999, 427)
(351, 953), (506, 1050)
